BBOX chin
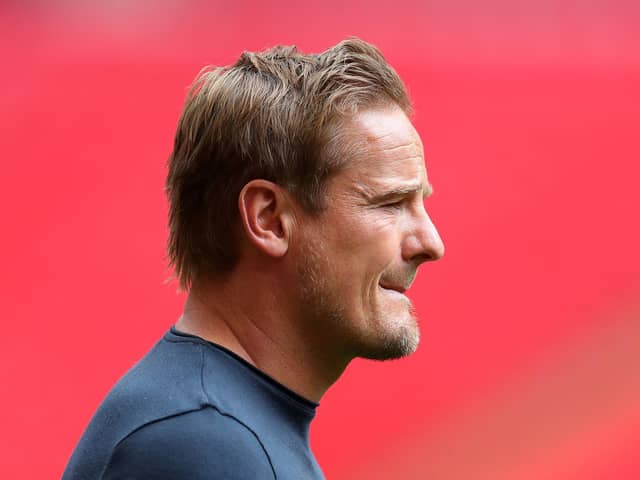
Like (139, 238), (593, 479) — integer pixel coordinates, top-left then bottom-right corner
(357, 310), (421, 361)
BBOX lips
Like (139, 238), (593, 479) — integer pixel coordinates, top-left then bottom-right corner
(379, 283), (408, 294)
(379, 271), (416, 294)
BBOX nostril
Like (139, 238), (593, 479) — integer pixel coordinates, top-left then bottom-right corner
(416, 244), (443, 263)
(413, 252), (433, 264)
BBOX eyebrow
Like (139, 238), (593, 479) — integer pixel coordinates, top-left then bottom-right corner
(370, 182), (433, 202)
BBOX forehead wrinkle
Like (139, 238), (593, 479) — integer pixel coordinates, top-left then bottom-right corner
(347, 145), (424, 172)
(378, 141), (422, 156)
(363, 125), (421, 145)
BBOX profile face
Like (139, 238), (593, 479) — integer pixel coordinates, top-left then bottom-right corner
(294, 106), (444, 361)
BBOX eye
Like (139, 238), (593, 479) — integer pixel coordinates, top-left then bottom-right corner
(381, 199), (405, 210)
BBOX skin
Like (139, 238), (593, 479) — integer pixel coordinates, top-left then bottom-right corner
(177, 105), (444, 402)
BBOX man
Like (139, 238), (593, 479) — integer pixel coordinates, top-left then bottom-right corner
(63, 38), (444, 479)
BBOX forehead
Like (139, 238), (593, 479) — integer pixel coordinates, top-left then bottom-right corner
(333, 107), (428, 194)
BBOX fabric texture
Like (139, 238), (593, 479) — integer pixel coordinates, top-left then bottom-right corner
(63, 327), (325, 479)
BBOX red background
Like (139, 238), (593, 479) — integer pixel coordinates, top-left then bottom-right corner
(2, 1), (639, 478)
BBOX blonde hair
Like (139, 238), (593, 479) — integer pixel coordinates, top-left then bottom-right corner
(166, 38), (412, 289)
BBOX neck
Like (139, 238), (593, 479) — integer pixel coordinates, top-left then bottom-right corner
(175, 271), (350, 403)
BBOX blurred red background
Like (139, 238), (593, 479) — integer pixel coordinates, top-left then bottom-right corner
(1, 1), (639, 478)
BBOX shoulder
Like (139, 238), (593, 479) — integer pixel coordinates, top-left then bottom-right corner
(101, 407), (275, 480)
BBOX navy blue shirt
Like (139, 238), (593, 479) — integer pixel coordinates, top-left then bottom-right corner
(63, 327), (325, 479)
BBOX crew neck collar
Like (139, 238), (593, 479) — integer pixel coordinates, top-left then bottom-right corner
(167, 326), (320, 411)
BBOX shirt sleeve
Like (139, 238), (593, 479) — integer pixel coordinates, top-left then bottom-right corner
(101, 406), (276, 480)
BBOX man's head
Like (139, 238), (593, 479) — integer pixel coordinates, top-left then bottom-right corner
(166, 38), (444, 361)
(166, 38), (412, 289)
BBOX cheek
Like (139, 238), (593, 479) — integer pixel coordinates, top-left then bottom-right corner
(321, 208), (402, 292)
(334, 211), (398, 250)
(349, 230), (400, 279)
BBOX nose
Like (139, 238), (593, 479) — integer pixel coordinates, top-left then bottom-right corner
(402, 207), (445, 265)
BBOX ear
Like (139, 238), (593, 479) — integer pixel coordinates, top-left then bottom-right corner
(238, 180), (293, 259)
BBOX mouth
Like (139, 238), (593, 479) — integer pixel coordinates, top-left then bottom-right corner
(378, 283), (408, 294)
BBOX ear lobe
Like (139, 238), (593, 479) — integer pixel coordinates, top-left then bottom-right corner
(238, 180), (290, 259)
